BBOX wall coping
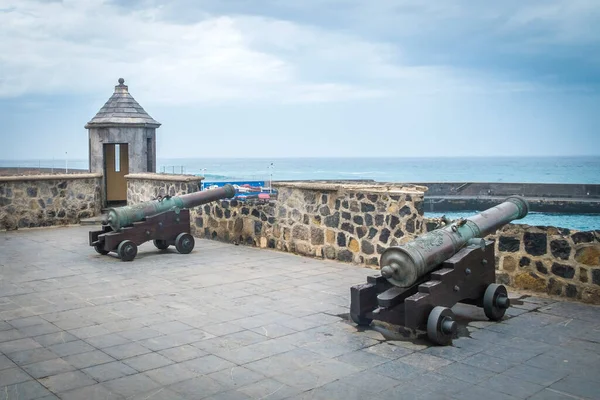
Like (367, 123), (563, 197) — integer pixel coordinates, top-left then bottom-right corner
(272, 181), (427, 194)
(0, 173), (102, 182)
(125, 173), (204, 182)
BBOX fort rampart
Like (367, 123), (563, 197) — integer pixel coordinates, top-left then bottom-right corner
(1, 173), (598, 304)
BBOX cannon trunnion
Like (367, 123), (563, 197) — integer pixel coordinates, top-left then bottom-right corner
(89, 184), (235, 261)
(350, 196), (529, 345)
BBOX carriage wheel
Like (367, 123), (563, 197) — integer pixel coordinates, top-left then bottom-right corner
(153, 240), (169, 250)
(483, 284), (510, 321)
(427, 306), (457, 346)
(175, 233), (195, 254)
(117, 240), (137, 261)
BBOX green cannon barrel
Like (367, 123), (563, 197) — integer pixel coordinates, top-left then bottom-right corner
(379, 196), (529, 288)
(103, 184), (236, 231)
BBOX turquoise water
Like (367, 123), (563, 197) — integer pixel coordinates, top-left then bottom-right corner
(2, 156), (599, 230)
(425, 211), (598, 232)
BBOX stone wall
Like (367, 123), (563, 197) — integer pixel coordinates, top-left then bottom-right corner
(126, 173), (203, 204)
(424, 217), (600, 304)
(493, 224), (600, 304)
(0, 173), (102, 230)
(190, 182), (427, 265)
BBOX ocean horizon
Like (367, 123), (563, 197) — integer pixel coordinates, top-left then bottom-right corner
(2, 156), (599, 231)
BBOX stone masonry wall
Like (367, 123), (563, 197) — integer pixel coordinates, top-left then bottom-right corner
(0, 173), (102, 230)
(424, 217), (600, 305)
(190, 182), (427, 266)
(126, 173), (203, 204)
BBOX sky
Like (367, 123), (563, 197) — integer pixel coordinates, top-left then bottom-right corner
(0, 0), (599, 160)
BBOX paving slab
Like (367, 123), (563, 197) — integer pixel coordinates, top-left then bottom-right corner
(1, 225), (600, 399)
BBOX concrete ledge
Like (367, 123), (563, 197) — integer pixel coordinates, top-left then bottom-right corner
(273, 181), (426, 194)
(126, 173), (203, 182)
(0, 173), (102, 182)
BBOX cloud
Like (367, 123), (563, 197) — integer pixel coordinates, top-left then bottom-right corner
(0, 0), (597, 107)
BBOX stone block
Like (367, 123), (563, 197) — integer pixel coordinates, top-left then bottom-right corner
(514, 272), (546, 292)
(550, 239), (571, 260)
(499, 236), (520, 252)
(524, 232), (547, 256)
(502, 256), (517, 272)
(574, 245), (600, 266)
(551, 263), (575, 279)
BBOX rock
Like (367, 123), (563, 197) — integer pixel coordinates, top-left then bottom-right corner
(319, 205), (331, 216)
(310, 227), (324, 245)
(353, 215), (364, 225)
(26, 187), (38, 197)
(0, 197), (11, 206)
(566, 284), (577, 298)
(550, 240), (571, 260)
(551, 263), (575, 279)
(312, 216), (321, 226)
(376, 244), (386, 254)
(368, 227), (378, 240)
(324, 212), (340, 228)
(519, 257), (531, 267)
(514, 272), (547, 292)
(571, 231), (594, 244)
(321, 194), (328, 204)
(499, 236), (520, 252)
(524, 232), (547, 256)
(341, 211), (351, 220)
(406, 216), (415, 233)
(367, 194), (378, 202)
(337, 232), (346, 247)
(361, 240), (374, 255)
(502, 256), (517, 272)
(574, 245), (600, 266)
(292, 225), (309, 241)
(361, 203), (375, 212)
(356, 227), (367, 239)
(379, 228), (390, 244)
(324, 246), (336, 259)
(348, 238), (359, 253)
(375, 215), (384, 226)
(337, 250), (353, 262)
(580, 267), (588, 283)
(547, 278), (563, 296)
(254, 221), (263, 236)
(341, 222), (354, 234)
(497, 273), (511, 285)
(215, 207), (223, 218)
(592, 269), (600, 286)
(394, 229), (404, 238)
(326, 230), (335, 244)
(536, 262), (548, 274)
(399, 205), (411, 217)
(260, 237), (267, 248)
(390, 216), (399, 230)
(365, 214), (373, 226)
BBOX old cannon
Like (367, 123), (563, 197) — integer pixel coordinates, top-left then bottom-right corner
(350, 196), (529, 345)
(89, 184), (236, 261)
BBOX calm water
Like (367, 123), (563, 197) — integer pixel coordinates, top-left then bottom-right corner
(2, 156), (599, 230)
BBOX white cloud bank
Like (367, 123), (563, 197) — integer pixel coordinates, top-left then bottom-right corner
(0, 0), (594, 105)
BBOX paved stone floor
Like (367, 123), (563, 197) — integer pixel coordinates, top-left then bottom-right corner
(0, 226), (599, 400)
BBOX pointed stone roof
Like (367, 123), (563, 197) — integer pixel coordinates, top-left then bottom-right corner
(85, 78), (161, 128)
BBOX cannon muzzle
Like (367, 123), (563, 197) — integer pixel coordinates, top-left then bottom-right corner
(104, 184), (236, 231)
(380, 196), (529, 288)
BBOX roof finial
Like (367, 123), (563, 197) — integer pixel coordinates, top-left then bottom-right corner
(118, 78), (125, 85)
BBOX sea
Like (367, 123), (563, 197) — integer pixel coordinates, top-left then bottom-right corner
(2, 156), (599, 231)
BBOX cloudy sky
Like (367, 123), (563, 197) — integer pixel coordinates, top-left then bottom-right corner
(1, 0), (599, 160)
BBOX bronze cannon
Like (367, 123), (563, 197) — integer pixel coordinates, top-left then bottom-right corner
(89, 185), (236, 261)
(350, 196), (529, 345)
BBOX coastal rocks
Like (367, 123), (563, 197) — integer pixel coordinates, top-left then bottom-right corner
(0, 175), (102, 230)
(191, 182), (424, 267)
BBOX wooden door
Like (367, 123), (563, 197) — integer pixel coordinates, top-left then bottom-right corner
(105, 143), (129, 202)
